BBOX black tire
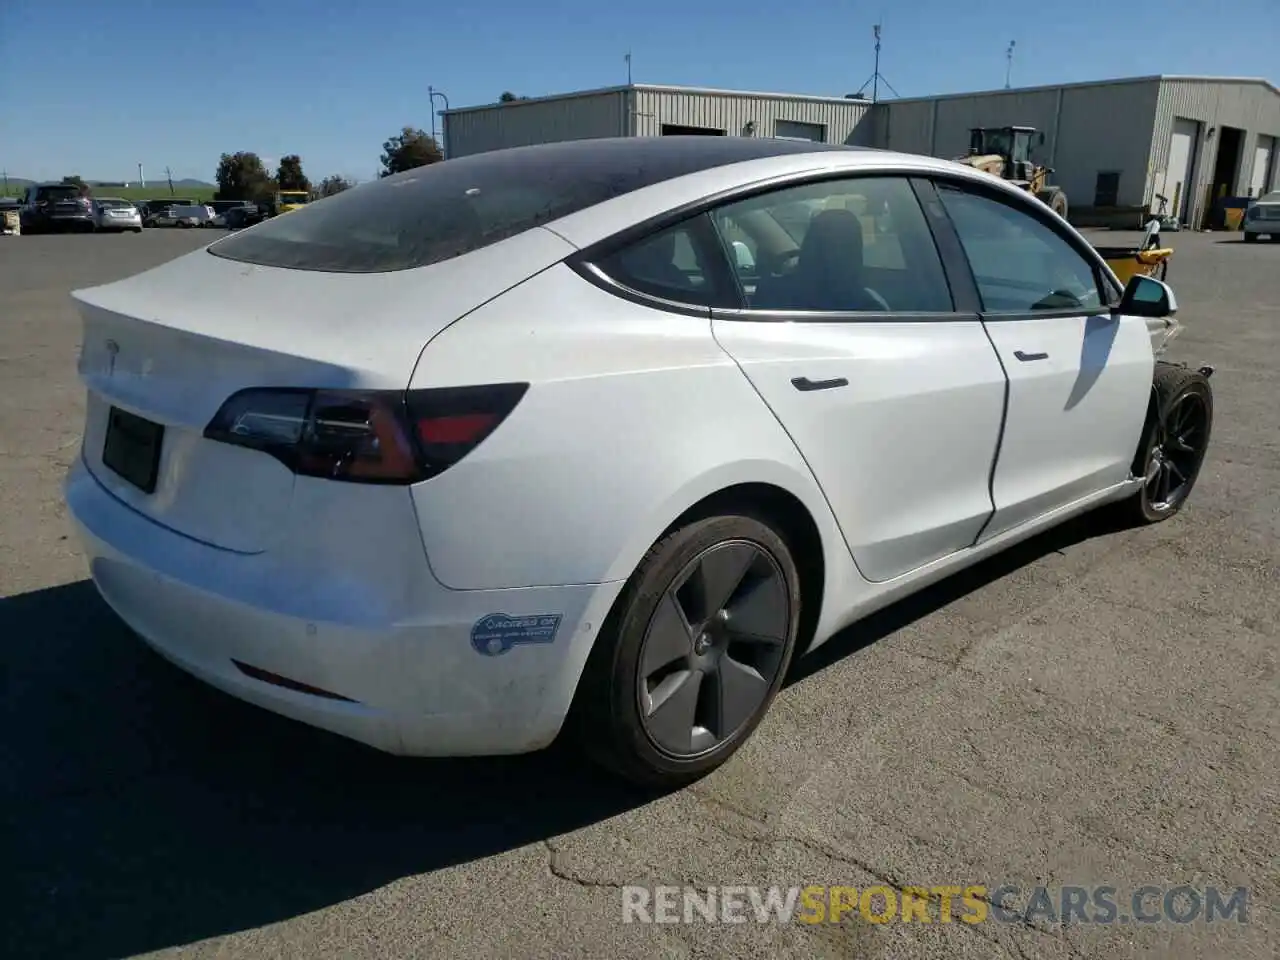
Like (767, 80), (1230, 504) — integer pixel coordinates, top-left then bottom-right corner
(1039, 188), (1068, 220)
(1244, 232), (1257, 243)
(572, 512), (801, 788)
(1120, 362), (1213, 524)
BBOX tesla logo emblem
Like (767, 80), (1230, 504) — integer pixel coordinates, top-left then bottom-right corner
(105, 339), (119, 377)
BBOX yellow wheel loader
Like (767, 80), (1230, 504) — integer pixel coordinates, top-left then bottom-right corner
(958, 126), (1069, 220)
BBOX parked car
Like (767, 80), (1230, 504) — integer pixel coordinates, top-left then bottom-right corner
(92, 198), (143, 233)
(1243, 191), (1280, 242)
(151, 204), (214, 228)
(209, 199), (250, 215)
(141, 198), (196, 227)
(223, 204), (266, 230)
(20, 182), (96, 233)
(65, 138), (1214, 786)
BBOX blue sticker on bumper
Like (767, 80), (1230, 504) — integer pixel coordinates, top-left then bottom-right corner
(471, 613), (563, 656)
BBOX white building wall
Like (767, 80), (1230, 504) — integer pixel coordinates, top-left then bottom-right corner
(1152, 79), (1280, 224)
(442, 91), (628, 158)
(630, 87), (874, 145)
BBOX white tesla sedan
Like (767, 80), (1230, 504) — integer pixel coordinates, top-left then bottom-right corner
(66, 137), (1214, 786)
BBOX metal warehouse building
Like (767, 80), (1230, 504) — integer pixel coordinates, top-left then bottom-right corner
(442, 75), (1280, 229)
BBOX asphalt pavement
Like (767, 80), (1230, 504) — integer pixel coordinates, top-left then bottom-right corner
(1, 227), (1276, 959)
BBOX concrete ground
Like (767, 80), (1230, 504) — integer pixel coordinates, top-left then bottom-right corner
(1, 227), (1276, 960)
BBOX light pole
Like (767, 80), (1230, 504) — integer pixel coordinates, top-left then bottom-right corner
(428, 86), (450, 155)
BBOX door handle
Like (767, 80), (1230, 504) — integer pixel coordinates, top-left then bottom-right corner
(791, 376), (848, 392)
(1013, 350), (1049, 362)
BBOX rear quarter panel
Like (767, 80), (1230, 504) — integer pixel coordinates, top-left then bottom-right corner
(406, 264), (862, 636)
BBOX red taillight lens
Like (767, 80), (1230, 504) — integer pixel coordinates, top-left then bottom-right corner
(203, 384), (527, 484)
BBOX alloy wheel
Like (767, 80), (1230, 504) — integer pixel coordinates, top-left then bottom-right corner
(635, 540), (791, 758)
(1145, 391), (1209, 511)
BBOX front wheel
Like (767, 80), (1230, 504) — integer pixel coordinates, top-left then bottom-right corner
(572, 513), (801, 788)
(1122, 363), (1213, 524)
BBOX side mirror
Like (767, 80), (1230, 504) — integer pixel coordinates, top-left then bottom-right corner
(1115, 274), (1177, 319)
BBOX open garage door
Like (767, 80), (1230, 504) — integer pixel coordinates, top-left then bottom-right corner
(1251, 135), (1276, 197)
(1159, 118), (1199, 223)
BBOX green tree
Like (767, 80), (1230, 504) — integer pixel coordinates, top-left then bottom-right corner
(498, 91), (530, 102)
(215, 152), (275, 203)
(60, 174), (86, 187)
(276, 155), (310, 192)
(379, 127), (443, 176)
(317, 175), (354, 197)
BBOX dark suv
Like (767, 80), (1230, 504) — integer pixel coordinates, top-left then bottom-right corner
(21, 183), (96, 233)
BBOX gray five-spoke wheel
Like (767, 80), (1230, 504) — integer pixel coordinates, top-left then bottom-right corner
(635, 540), (791, 758)
(1145, 391), (1209, 511)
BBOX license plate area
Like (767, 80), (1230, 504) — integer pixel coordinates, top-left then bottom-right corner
(103, 407), (164, 493)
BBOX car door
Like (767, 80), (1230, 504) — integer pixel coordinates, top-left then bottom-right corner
(933, 178), (1153, 540)
(708, 175), (1007, 583)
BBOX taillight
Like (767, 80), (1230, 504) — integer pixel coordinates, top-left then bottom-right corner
(203, 384), (527, 484)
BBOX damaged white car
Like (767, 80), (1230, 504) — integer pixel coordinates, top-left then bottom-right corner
(65, 138), (1214, 786)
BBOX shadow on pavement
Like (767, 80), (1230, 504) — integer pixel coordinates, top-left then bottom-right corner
(1, 510), (1118, 959)
(790, 511), (1118, 682)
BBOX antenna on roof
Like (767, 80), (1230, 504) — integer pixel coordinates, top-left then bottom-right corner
(855, 22), (899, 103)
(1005, 40), (1016, 89)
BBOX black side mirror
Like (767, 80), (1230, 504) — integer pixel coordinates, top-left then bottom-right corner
(1114, 274), (1176, 319)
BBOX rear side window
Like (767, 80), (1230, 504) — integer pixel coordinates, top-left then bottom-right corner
(595, 219), (726, 306)
(208, 139), (805, 274)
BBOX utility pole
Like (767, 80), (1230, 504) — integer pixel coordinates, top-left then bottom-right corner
(1005, 41), (1016, 89)
(625, 50), (632, 85)
(2, 170), (8, 194)
(165, 166), (174, 196)
(138, 162), (145, 188)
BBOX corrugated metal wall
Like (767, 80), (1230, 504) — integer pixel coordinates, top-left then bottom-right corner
(1053, 81), (1160, 208)
(1152, 80), (1280, 224)
(630, 88), (874, 145)
(877, 80), (1160, 209)
(443, 91), (628, 158)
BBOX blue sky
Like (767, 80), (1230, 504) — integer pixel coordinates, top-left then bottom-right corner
(1, 0), (1276, 185)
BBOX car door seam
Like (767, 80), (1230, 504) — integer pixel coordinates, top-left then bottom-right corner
(971, 315), (1009, 546)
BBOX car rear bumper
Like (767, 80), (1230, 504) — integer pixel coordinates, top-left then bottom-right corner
(65, 455), (624, 757)
(99, 216), (142, 230)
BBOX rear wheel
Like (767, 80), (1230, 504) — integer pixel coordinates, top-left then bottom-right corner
(573, 513), (801, 788)
(1244, 232), (1257, 243)
(1120, 363), (1213, 524)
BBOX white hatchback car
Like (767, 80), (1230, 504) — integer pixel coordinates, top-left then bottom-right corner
(1243, 191), (1280, 241)
(66, 138), (1214, 786)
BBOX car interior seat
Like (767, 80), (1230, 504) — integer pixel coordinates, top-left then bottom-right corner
(753, 208), (887, 311)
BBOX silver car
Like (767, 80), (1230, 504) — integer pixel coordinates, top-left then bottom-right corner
(93, 198), (143, 233)
(1243, 192), (1280, 242)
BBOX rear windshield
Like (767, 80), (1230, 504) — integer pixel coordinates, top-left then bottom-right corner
(97, 199), (132, 208)
(208, 138), (833, 273)
(38, 185), (81, 201)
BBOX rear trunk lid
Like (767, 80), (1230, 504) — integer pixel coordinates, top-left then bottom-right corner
(73, 227), (574, 553)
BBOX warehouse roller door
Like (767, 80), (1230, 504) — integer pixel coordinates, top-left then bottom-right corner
(1250, 135), (1276, 196)
(773, 120), (827, 142)
(1159, 118), (1199, 223)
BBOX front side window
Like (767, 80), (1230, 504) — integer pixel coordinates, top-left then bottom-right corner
(594, 219), (723, 306)
(709, 176), (954, 314)
(936, 183), (1104, 313)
